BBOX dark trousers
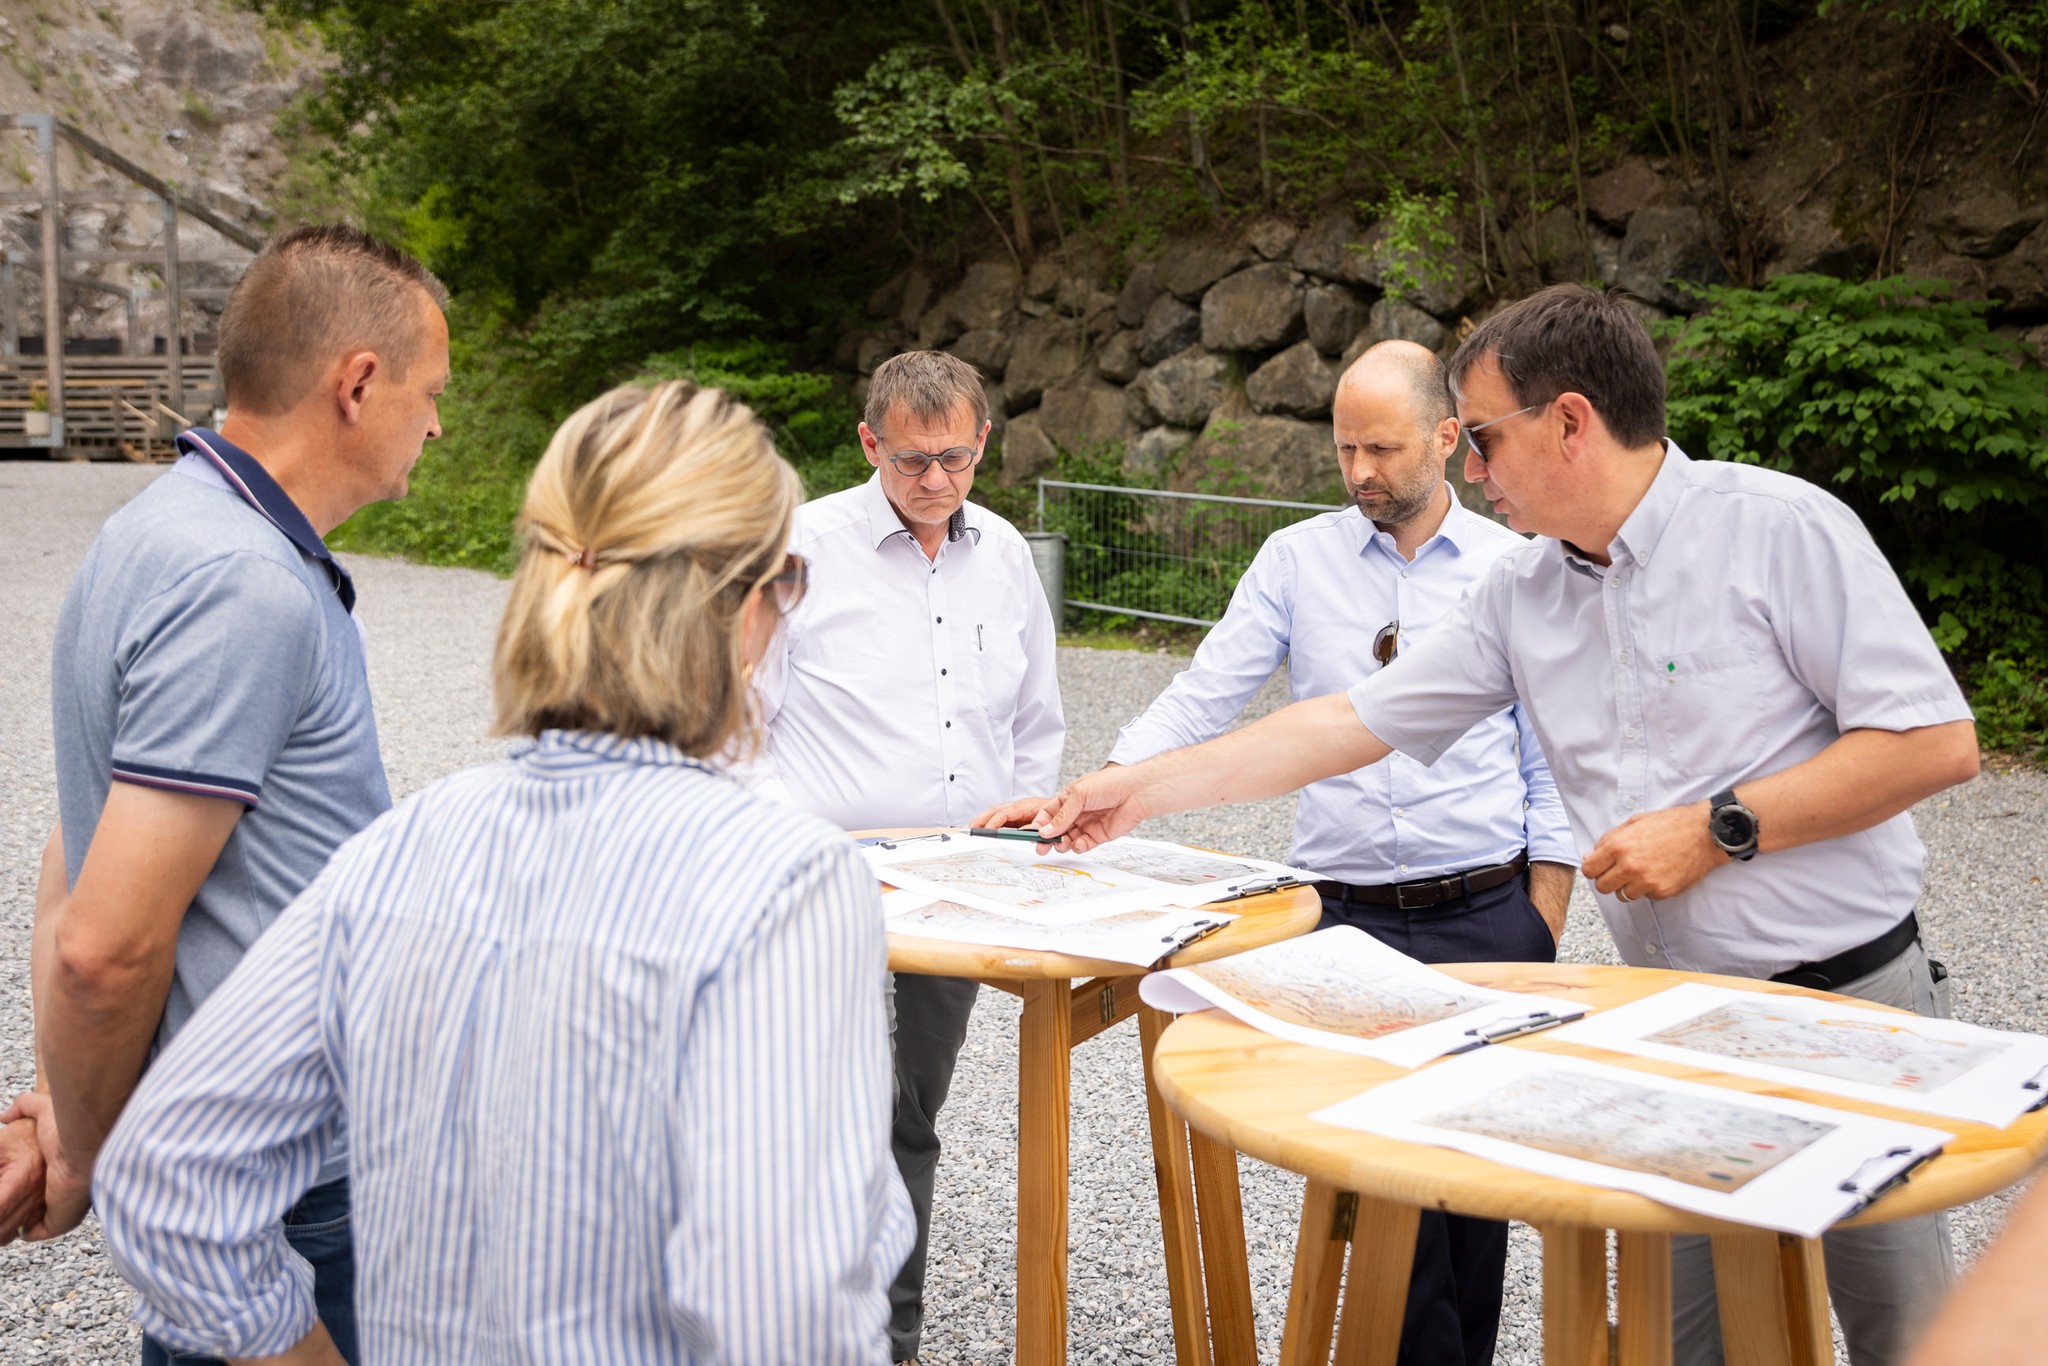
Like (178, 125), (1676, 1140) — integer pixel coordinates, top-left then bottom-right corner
(1317, 875), (1557, 1366)
(886, 971), (980, 1363)
(141, 1176), (356, 1365)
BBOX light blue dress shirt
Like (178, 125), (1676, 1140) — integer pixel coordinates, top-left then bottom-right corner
(1110, 489), (1575, 883)
(1350, 447), (1974, 977)
(95, 730), (914, 1363)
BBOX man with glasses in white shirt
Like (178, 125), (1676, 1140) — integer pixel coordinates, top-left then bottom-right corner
(1013, 285), (1980, 1366)
(983, 339), (1574, 1366)
(757, 349), (1064, 1366)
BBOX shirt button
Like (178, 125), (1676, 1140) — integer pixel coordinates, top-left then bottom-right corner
(948, 774), (956, 782)
(1622, 795), (1637, 809)
(1394, 807), (1405, 818)
(1624, 725), (1638, 739)
(945, 720), (952, 729)
(1400, 570), (1409, 579)
(940, 668), (948, 676)
(1399, 863), (1409, 874)
(1646, 941), (1662, 955)
(936, 615), (943, 623)
(1617, 650), (1632, 665)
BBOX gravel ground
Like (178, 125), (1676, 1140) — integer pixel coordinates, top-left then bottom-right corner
(3, 461), (2044, 1364)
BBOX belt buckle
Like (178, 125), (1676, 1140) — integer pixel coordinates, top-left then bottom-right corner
(1394, 879), (1441, 911)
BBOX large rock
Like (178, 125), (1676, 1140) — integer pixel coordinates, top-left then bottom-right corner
(997, 411), (1057, 487)
(1116, 261), (1164, 327)
(1304, 283), (1371, 355)
(1005, 318), (1088, 409)
(1507, 206), (1594, 284)
(1096, 330), (1143, 384)
(132, 16), (260, 96)
(949, 328), (1013, 378)
(897, 269), (936, 327)
(1246, 218), (1299, 261)
(856, 334), (900, 375)
(1037, 375), (1134, 452)
(1354, 222), (1479, 317)
(1201, 263), (1307, 352)
(1246, 342), (1338, 418)
(915, 296), (964, 350)
(1770, 204), (1877, 279)
(1583, 159), (1663, 232)
(1134, 346), (1232, 429)
(1341, 297), (1448, 366)
(951, 260), (1021, 331)
(1615, 206), (1728, 310)
(1292, 209), (1373, 284)
(1126, 425), (1195, 478)
(1024, 258), (1064, 302)
(1136, 292), (1202, 365)
(1932, 187), (2046, 259)
(1184, 397), (1330, 499)
(1989, 222), (2048, 313)
(1159, 238), (1254, 301)
(1055, 275), (1115, 320)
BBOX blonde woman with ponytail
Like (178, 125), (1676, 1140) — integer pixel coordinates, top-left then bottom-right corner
(93, 381), (915, 1366)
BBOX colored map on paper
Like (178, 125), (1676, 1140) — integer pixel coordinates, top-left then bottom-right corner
(889, 849), (1135, 910)
(1081, 845), (1267, 886)
(1647, 1003), (2010, 1093)
(1189, 938), (1487, 1040)
(1424, 1068), (1836, 1192)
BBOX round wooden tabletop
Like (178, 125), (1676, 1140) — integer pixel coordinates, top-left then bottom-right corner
(863, 828), (1326, 982)
(1150, 961), (2048, 1236)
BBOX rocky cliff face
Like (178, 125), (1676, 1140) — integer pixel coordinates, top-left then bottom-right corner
(0, 0), (323, 344)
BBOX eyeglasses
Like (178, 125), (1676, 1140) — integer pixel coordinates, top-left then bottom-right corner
(763, 552), (808, 613)
(1462, 400), (1550, 464)
(1372, 621), (1400, 667)
(883, 444), (980, 476)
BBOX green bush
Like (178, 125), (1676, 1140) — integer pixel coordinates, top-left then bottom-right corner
(1665, 273), (2048, 755)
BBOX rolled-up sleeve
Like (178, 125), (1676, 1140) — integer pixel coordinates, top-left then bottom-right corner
(666, 840), (913, 1361)
(95, 882), (345, 1358)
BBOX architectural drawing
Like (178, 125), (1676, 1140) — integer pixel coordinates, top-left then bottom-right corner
(1189, 937), (1487, 1040)
(889, 849), (1128, 910)
(1083, 845), (1266, 886)
(1647, 1003), (2011, 1093)
(1423, 1068), (1837, 1192)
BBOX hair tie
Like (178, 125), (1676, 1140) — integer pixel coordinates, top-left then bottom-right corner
(566, 547), (599, 570)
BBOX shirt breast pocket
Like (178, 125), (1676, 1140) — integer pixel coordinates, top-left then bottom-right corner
(973, 620), (1030, 726)
(1646, 640), (1766, 779)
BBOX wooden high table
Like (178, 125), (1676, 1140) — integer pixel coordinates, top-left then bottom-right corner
(871, 829), (1323, 1366)
(1149, 961), (2048, 1366)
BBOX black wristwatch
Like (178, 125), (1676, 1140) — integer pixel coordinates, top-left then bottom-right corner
(1707, 788), (1760, 862)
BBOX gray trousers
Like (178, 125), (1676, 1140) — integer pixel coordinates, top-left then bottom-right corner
(1671, 939), (1957, 1366)
(885, 971), (981, 1363)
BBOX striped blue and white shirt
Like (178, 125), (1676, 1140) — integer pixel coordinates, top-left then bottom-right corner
(95, 729), (914, 1363)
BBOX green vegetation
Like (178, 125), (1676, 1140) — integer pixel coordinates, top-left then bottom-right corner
(1666, 274), (2048, 755)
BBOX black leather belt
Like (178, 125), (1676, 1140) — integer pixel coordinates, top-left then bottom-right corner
(1320, 853), (1529, 911)
(1769, 913), (1920, 992)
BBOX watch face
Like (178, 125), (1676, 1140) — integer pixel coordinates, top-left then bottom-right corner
(1711, 805), (1756, 847)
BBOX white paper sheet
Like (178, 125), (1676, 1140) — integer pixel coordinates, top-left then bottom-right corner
(1550, 981), (2048, 1127)
(1312, 1048), (1953, 1238)
(864, 833), (1317, 926)
(882, 890), (1237, 968)
(1138, 927), (1586, 1067)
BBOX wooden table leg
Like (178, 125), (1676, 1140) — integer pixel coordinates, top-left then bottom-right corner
(1710, 1232), (1832, 1366)
(1542, 1225), (1610, 1366)
(1330, 1194), (1419, 1366)
(1616, 1231), (1673, 1366)
(1190, 1128), (1258, 1366)
(1017, 978), (1073, 1365)
(1140, 1006), (1214, 1366)
(1280, 1181), (1351, 1366)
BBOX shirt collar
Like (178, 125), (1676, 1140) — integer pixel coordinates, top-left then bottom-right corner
(176, 427), (357, 613)
(511, 728), (721, 777)
(1607, 440), (1693, 570)
(1355, 483), (1475, 560)
(858, 470), (984, 551)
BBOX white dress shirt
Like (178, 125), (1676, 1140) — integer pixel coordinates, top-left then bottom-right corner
(759, 474), (1064, 829)
(1350, 446), (1973, 978)
(1110, 491), (1575, 882)
(95, 730), (914, 1363)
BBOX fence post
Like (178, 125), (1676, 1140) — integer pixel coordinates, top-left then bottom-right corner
(1024, 530), (1066, 624)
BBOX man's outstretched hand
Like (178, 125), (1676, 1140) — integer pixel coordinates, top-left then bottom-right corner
(0, 1113), (45, 1245)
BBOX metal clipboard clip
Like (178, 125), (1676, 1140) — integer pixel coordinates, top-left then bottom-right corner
(1838, 1146), (1941, 1215)
(2020, 1064), (2048, 1111)
(1443, 1009), (1587, 1055)
(1208, 876), (1309, 904)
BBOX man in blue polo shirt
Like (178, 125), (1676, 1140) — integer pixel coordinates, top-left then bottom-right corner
(0, 224), (448, 1366)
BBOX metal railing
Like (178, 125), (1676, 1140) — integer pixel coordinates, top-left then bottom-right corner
(1036, 479), (1345, 627)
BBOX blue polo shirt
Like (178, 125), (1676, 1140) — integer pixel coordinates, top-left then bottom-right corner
(51, 429), (389, 1181)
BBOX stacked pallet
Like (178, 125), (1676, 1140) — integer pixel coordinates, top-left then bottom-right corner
(0, 356), (220, 460)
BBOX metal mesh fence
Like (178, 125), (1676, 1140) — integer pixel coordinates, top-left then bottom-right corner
(1036, 479), (1344, 627)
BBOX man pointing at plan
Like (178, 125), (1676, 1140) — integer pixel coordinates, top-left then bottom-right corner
(993, 285), (1980, 1366)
